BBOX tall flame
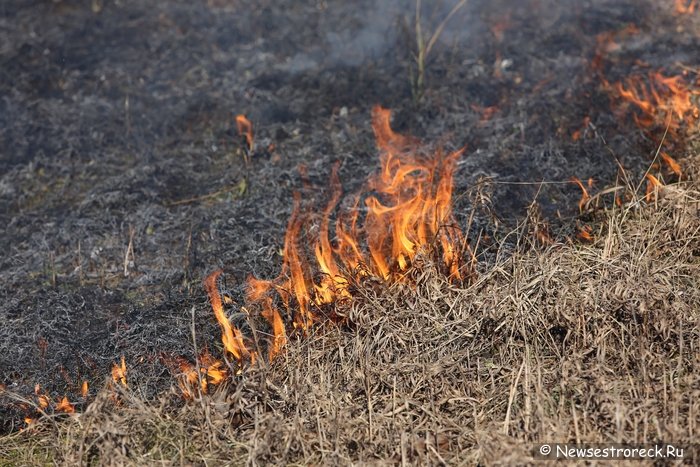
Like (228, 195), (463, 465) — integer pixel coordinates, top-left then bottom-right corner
(206, 106), (472, 365)
(204, 270), (254, 362)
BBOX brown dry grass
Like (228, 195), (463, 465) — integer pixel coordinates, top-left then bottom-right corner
(2, 165), (699, 466)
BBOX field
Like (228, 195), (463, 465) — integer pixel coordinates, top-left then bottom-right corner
(1, 0), (698, 465)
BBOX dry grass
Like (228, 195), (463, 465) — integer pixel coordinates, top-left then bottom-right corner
(2, 169), (699, 466)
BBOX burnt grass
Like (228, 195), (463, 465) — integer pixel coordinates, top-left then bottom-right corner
(0, 0), (699, 464)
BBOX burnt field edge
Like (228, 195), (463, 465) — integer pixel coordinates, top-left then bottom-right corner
(1, 147), (698, 465)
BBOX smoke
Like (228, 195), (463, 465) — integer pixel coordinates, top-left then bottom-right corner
(279, 0), (475, 73)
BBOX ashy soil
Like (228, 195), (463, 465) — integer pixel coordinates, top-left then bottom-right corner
(0, 0), (699, 463)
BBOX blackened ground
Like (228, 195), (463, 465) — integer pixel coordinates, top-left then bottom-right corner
(0, 0), (696, 432)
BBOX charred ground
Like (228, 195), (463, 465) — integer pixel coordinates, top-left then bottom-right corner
(0, 0), (698, 449)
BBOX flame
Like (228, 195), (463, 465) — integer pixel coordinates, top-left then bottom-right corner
(38, 394), (50, 409)
(236, 114), (254, 152)
(611, 72), (699, 141)
(204, 270), (254, 363)
(366, 107), (465, 280)
(591, 24), (639, 74)
(111, 356), (128, 387)
(55, 396), (75, 414)
(606, 70), (697, 188)
(81, 381), (89, 398)
(660, 152), (683, 177)
(570, 177), (591, 212)
(173, 353), (228, 399)
(577, 225), (594, 243)
(645, 174), (663, 202)
(207, 107), (471, 365)
(535, 226), (554, 246)
(471, 104), (498, 123)
(675, 0), (697, 14)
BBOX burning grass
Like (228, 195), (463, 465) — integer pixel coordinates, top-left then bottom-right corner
(203, 106), (474, 370)
(2, 161), (699, 465)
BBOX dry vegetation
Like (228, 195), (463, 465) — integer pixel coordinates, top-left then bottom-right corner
(2, 162), (699, 465)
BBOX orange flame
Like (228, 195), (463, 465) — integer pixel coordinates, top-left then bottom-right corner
(208, 106), (471, 365)
(173, 353), (228, 399)
(577, 225), (594, 243)
(55, 396), (75, 414)
(204, 270), (254, 363)
(570, 177), (591, 212)
(236, 114), (254, 152)
(645, 174), (663, 202)
(675, 0), (697, 14)
(611, 72), (699, 141)
(571, 116), (591, 141)
(38, 394), (50, 409)
(660, 152), (683, 177)
(81, 381), (89, 398)
(111, 356), (128, 387)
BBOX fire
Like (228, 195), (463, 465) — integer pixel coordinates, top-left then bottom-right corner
(204, 271), (254, 363)
(645, 173), (664, 202)
(606, 70), (698, 183)
(55, 396), (75, 414)
(38, 394), (50, 409)
(660, 151), (683, 177)
(571, 116), (591, 141)
(171, 352), (228, 399)
(206, 106), (472, 364)
(675, 0), (697, 14)
(592, 27), (698, 208)
(577, 225), (594, 243)
(81, 380), (89, 398)
(591, 24), (639, 74)
(610, 71), (699, 142)
(111, 356), (128, 387)
(570, 177), (591, 212)
(236, 114), (254, 152)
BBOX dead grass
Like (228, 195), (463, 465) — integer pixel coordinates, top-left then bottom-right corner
(1, 169), (699, 466)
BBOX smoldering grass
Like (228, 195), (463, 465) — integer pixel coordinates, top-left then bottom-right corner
(1, 173), (699, 466)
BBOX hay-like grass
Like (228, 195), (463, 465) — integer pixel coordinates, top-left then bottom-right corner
(2, 170), (699, 466)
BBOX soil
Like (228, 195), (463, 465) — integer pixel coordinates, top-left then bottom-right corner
(0, 0), (697, 432)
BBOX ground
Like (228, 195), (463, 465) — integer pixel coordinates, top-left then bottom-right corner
(0, 0), (698, 464)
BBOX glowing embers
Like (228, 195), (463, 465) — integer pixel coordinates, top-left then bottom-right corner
(205, 106), (474, 366)
(55, 396), (75, 414)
